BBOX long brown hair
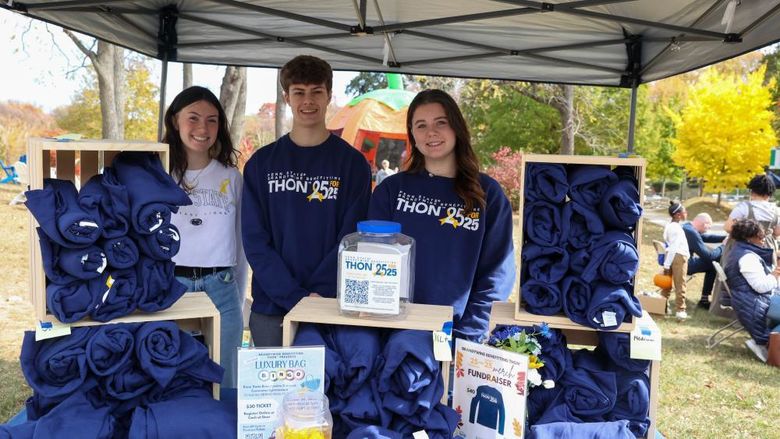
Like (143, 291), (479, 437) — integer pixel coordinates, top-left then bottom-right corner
(163, 86), (237, 190)
(405, 89), (485, 213)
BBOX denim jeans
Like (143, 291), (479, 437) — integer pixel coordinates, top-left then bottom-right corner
(176, 268), (243, 389)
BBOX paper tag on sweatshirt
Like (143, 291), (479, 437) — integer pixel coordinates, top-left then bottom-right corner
(35, 320), (72, 341)
(412, 430), (430, 439)
(602, 311), (617, 328)
(432, 331), (452, 362)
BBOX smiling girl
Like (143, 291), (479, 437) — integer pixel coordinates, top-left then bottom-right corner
(164, 86), (247, 388)
(368, 89), (516, 343)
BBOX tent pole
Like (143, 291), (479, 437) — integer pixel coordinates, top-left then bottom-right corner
(627, 84), (638, 154)
(157, 58), (169, 142)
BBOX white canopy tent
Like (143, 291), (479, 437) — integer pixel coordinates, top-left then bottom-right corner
(4, 0), (780, 148)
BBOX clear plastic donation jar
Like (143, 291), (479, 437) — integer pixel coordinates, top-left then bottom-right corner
(275, 391), (333, 439)
(337, 220), (415, 317)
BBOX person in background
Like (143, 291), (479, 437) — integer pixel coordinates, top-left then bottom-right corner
(662, 200), (690, 320)
(724, 174), (780, 262)
(724, 218), (780, 362)
(375, 159), (396, 186)
(242, 55), (372, 347)
(368, 89), (515, 343)
(683, 212), (726, 309)
(166, 85), (248, 389)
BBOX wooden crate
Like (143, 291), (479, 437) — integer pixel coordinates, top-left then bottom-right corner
(282, 296), (453, 403)
(515, 153), (647, 328)
(39, 292), (221, 398)
(490, 301), (659, 439)
(26, 138), (170, 320)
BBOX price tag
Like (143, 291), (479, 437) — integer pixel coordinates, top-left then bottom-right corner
(432, 331), (452, 362)
(630, 311), (662, 361)
(412, 430), (430, 439)
(35, 320), (72, 341)
(602, 310), (617, 328)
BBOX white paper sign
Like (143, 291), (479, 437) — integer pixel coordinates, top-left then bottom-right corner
(339, 251), (403, 314)
(453, 339), (528, 439)
(237, 346), (325, 439)
(630, 311), (663, 361)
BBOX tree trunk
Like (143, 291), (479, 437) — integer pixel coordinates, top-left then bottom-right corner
(560, 84), (575, 155)
(717, 192), (722, 207)
(219, 66), (248, 148)
(183, 63), (193, 89)
(64, 32), (125, 139)
(275, 69), (286, 139)
(661, 179), (667, 198)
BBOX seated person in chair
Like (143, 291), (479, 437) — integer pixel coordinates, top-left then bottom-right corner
(683, 213), (726, 309)
(725, 219), (780, 363)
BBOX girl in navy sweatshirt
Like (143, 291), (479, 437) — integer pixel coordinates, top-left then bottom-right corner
(369, 89), (516, 342)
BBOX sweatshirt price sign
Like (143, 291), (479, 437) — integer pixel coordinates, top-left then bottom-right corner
(452, 339), (528, 439)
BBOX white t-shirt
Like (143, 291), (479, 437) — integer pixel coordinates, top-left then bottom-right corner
(729, 200), (779, 223)
(738, 252), (779, 294)
(171, 159), (248, 293)
(663, 221), (690, 268)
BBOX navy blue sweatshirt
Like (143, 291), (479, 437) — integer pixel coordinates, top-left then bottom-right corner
(242, 134), (371, 315)
(368, 171), (516, 342)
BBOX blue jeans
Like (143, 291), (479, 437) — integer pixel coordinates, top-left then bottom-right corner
(176, 268), (243, 389)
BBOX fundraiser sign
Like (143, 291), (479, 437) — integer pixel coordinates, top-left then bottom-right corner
(453, 339), (528, 439)
(237, 346), (325, 439)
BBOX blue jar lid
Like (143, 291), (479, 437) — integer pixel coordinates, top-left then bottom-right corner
(357, 220), (401, 234)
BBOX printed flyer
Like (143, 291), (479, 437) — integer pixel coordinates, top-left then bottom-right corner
(452, 339), (529, 439)
(237, 346), (325, 439)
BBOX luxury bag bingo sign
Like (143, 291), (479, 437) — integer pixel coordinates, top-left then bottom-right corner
(453, 339), (528, 439)
(237, 346), (325, 439)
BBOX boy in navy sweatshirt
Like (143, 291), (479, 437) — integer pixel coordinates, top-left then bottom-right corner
(242, 55), (371, 346)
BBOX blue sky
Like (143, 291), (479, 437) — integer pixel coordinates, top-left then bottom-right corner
(0, 9), (356, 113)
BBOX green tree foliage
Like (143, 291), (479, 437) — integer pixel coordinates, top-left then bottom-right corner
(54, 59), (158, 140)
(671, 65), (777, 194)
(762, 48), (780, 135)
(459, 80), (560, 165)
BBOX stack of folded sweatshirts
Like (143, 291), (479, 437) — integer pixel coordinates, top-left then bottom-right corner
(26, 152), (191, 323)
(521, 163), (644, 329)
(5, 321), (230, 439)
(293, 325), (459, 439)
(491, 326), (650, 439)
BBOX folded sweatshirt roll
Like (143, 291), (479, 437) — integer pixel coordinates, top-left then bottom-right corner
(581, 231), (639, 285)
(127, 395), (235, 439)
(524, 200), (563, 246)
(32, 390), (117, 439)
(133, 224), (181, 261)
(558, 367), (617, 417)
(525, 163), (568, 204)
(561, 276), (593, 327)
(586, 283), (643, 330)
(595, 332), (650, 373)
(135, 258), (187, 313)
(523, 244), (569, 284)
(102, 237), (139, 269)
(20, 327), (95, 398)
(610, 371), (650, 424)
(523, 280), (562, 316)
(562, 201), (605, 250)
(332, 326), (382, 400)
(91, 269), (138, 322)
(599, 179), (642, 231)
(26, 179), (103, 248)
(46, 276), (104, 323)
(87, 324), (138, 377)
(79, 172), (131, 239)
(111, 152), (191, 235)
(567, 165), (617, 206)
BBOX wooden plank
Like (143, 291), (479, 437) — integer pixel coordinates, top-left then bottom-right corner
(494, 301), (634, 333)
(283, 297), (453, 404)
(647, 360), (660, 439)
(521, 153), (647, 167)
(55, 150), (76, 182)
(80, 150), (100, 185)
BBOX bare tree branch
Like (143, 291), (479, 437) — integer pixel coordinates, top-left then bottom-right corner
(63, 29), (97, 66)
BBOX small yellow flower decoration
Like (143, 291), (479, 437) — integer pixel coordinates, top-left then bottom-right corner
(528, 355), (543, 370)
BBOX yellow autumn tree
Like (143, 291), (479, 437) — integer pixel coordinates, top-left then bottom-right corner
(671, 65), (777, 194)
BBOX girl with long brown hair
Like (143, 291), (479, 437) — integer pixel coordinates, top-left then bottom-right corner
(368, 89), (515, 342)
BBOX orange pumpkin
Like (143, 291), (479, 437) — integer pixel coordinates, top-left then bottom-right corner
(653, 273), (673, 290)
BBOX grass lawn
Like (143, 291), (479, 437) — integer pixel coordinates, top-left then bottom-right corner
(0, 188), (777, 438)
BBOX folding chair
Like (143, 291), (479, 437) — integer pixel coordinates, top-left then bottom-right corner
(0, 159), (17, 184)
(9, 161), (28, 205)
(706, 261), (744, 349)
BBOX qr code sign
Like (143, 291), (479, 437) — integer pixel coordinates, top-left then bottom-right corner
(344, 279), (369, 304)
